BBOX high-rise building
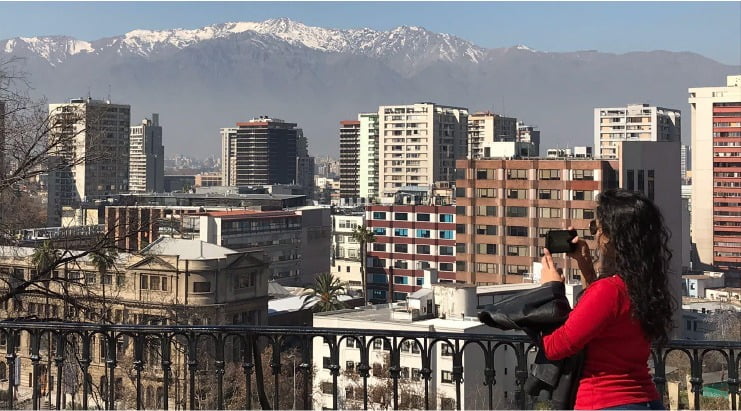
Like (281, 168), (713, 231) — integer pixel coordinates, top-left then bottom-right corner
(48, 98), (131, 203)
(594, 104), (680, 159)
(129, 113), (164, 193)
(221, 117), (298, 187)
(295, 130), (315, 199)
(339, 120), (361, 200)
(467, 111), (517, 159)
(358, 112), (380, 202)
(517, 121), (541, 156)
(689, 75), (741, 271)
(378, 103), (468, 198)
(680, 144), (691, 184)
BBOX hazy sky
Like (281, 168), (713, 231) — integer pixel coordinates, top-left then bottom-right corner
(1, 1), (740, 65)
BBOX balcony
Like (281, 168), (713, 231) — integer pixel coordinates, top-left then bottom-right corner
(0, 321), (737, 410)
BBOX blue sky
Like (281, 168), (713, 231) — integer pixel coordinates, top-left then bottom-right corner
(0, 1), (739, 65)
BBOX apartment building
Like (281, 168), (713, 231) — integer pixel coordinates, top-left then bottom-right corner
(378, 103), (468, 198)
(594, 104), (680, 159)
(194, 172), (222, 187)
(312, 275), (519, 410)
(689, 75), (741, 271)
(517, 121), (541, 156)
(365, 201), (456, 303)
(455, 158), (617, 285)
(467, 111), (518, 159)
(221, 117), (299, 187)
(190, 206), (330, 286)
(48, 98), (131, 202)
(681, 144), (692, 184)
(339, 120), (361, 200)
(331, 210), (364, 290)
(358, 113), (380, 202)
(0, 238), (269, 408)
(129, 114), (164, 193)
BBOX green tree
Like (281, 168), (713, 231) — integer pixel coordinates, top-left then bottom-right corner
(31, 240), (61, 276)
(302, 272), (347, 313)
(350, 226), (375, 305)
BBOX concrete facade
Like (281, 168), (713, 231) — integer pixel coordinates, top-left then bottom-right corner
(129, 114), (164, 193)
(594, 104), (681, 159)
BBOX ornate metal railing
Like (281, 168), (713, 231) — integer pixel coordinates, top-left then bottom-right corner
(0, 321), (738, 410)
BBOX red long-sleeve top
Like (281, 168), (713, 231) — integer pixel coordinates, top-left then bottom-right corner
(541, 275), (660, 410)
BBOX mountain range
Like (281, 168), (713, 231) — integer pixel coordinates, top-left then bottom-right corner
(1, 18), (738, 157)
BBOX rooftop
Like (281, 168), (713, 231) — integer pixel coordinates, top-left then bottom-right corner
(141, 237), (237, 260)
(314, 302), (484, 331)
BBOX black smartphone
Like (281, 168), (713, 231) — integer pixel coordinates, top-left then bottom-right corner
(545, 229), (578, 254)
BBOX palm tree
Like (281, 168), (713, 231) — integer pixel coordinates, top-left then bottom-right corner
(301, 272), (347, 313)
(31, 240), (60, 278)
(89, 244), (118, 323)
(350, 226), (376, 305)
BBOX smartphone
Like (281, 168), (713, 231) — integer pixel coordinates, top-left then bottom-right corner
(545, 229), (578, 254)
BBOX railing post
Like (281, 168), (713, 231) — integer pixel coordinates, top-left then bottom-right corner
(651, 347), (667, 405)
(5, 330), (17, 410)
(270, 338), (282, 409)
(214, 335), (226, 410)
(324, 335), (340, 410)
(242, 336), (254, 410)
(106, 333), (118, 410)
(187, 333), (197, 410)
(514, 342), (529, 410)
(30, 330), (42, 410)
(160, 334), (172, 410)
(54, 333), (65, 410)
(484, 343), (496, 410)
(689, 348), (703, 410)
(80, 333), (91, 410)
(133, 335), (144, 410)
(452, 341), (464, 411)
(389, 337), (401, 410)
(727, 348), (738, 411)
(300, 335), (312, 411)
(420, 339), (432, 410)
(357, 336), (370, 411)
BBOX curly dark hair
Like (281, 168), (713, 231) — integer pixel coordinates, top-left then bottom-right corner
(596, 189), (676, 345)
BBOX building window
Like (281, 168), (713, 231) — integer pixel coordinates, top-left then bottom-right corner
(439, 263), (454, 272)
(192, 282), (211, 293)
(417, 213), (430, 222)
(506, 206), (528, 218)
(416, 229), (431, 238)
(506, 265), (529, 275)
(476, 169), (496, 180)
(507, 189), (527, 199)
(538, 169), (560, 180)
(455, 206), (466, 216)
(538, 207), (562, 218)
(441, 370), (453, 384)
(372, 212), (387, 220)
(416, 245), (431, 254)
(648, 170), (655, 201)
(440, 214), (454, 223)
(475, 263), (498, 274)
(572, 170), (594, 180)
(394, 213), (408, 221)
(571, 209), (595, 220)
(507, 169), (528, 180)
(538, 189), (561, 200)
(373, 227), (386, 236)
(455, 187), (466, 198)
(507, 245), (529, 257)
(440, 230), (454, 240)
(638, 169), (645, 193)
(441, 345), (454, 356)
(394, 228), (409, 237)
(394, 276), (409, 285)
(476, 243), (497, 255)
(456, 243), (466, 253)
(394, 244), (408, 253)
(572, 190), (595, 201)
(627, 169), (635, 191)
(507, 226), (528, 237)
(476, 206), (497, 216)
(439, 246), (454, 256)
(323, 357), (331, 369)
(372, 243), (386, 252)
(475, 224), (497, 235)
(476, 188), (497, 198)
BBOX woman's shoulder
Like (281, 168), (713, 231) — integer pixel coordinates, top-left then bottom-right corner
(585, 274), (626, 296)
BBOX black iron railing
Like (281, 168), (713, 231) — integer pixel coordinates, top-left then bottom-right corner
(0, 322), (737, 410)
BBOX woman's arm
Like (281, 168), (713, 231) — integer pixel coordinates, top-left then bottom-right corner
(540, 278), (618, 360)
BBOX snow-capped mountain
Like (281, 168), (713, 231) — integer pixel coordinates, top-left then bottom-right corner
(0, 18), (735, 157)
(1, 18), (487, 68)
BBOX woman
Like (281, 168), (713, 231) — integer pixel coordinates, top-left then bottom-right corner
(540, 188), (675, 410)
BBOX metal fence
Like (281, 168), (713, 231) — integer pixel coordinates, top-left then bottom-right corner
(0, 321), (738, 410)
